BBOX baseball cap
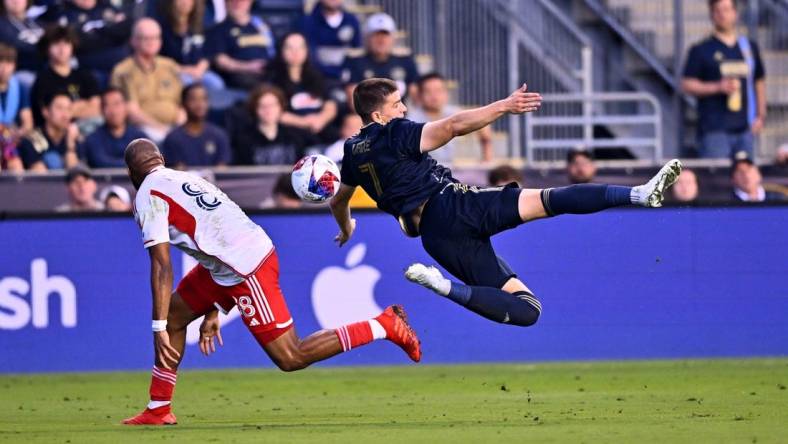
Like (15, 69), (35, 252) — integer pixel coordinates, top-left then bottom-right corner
(98, 185), (131, 206)
(365, 13), (396, 35)
(733, 150), (754, 164)
(65, 165), (92, 183)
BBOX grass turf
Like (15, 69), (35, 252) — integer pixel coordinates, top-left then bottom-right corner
(1, 359), (787, 443)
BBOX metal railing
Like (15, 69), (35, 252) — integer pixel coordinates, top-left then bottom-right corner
(524, 92), (663, 166)
(359, 0), (595, 157)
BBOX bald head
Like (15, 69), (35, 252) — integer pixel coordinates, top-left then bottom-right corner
(132, 18), (162, 58)
(125, 138), (164, 189)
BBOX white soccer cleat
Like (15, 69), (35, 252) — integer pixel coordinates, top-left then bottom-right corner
(404, 263), (450, 295)
(632, 159), (683, 208)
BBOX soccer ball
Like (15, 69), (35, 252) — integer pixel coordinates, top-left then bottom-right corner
(291, 154), (341, 203)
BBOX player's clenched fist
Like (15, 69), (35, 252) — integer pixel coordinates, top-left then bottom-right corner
(505, 83), (542, 114)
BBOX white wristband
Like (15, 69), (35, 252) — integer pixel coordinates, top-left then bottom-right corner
(152, 320), (167, 332)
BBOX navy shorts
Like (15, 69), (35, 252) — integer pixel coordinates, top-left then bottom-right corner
(419, 182), (523, 288)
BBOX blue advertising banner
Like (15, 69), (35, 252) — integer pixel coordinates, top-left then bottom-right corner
(1, 207), (786, 373)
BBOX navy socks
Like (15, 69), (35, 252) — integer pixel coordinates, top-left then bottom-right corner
(447, 283), (541, 327)
(541, 184), (633, 216)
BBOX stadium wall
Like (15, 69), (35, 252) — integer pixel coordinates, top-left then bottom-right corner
(1, 207), (786, 373)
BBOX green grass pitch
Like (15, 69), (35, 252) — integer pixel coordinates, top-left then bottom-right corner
(2, 359), (787, 443)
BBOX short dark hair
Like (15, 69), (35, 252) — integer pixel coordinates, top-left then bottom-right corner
(273, 172), (299, 200)
(181, 82), (206, 103)
(42, 90), (72, 108)
(417, 72), (445, 91)
(38, 25), (79, 56)
(101, 86), (127, 102)
(353, 78), (399, 123)
(708, 0), (736, 9)
(567, 149), (593, 163)
(0, 42), (16, 62)
(487, 165), (523, 187)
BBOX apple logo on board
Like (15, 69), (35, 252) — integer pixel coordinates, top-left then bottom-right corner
(311, 243), (384, 329)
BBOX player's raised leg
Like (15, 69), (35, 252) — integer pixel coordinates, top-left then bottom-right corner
(123, 292), (200, 425)
(519, 159), (683, 222)
(261, 305), (421, 371)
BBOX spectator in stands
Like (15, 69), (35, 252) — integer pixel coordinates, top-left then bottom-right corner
(261, 172), (302, 209)
(0, 0), (45, 76)
(31, 25), (100, 127)
(84, 87), (146, 168)
(162, 83), (231, 168)
(98, 184), (131, 212)
(18, 91), (80, 171)
(324, 112), (361, 162)
(206, 0), (275, 90)
(488, 165), (523, 187)
(267, 32), (338, 143)
(408, 73), (493, 165)
(0, 125), (23, 172)
(671, 168), (699, 203)
(681, 0), (766, 159)
(55, 164), (103, 212)
(342, 12), (419, 107)
(0, 43), (33, 134)
(156, 0), (225, 94)
(42, 0), (131, 81)
(776, 143), (788, 166)
(566, 149), (596, 184)
(232, 84), (316, 165)
(298, 0), (361, 80)
(731, 156), (784, 202)
(111, 18), (183, 142)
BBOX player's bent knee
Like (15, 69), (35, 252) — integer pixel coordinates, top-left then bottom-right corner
(509, 291), (542, 327)
(271, 350), (309, 372)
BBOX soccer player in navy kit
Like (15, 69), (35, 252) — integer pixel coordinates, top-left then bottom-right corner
(330, 78), (682, 327)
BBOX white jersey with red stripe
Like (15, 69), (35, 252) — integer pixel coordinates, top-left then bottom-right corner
(133, 167), (273, 286)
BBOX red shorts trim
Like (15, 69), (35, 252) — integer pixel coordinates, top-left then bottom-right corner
(177, 250), (293, 345)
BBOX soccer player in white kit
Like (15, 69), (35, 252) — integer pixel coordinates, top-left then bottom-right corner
(122, 139), (421, 426)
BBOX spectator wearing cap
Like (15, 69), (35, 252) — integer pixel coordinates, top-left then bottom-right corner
(41, 0), (131, 79)
(84, 87), (147, 168)
(408, 72), (493, 166)
(162, 83), (230, 168)
(205, 0), (275, 90)
(566, 150), (596, 184)
(0, 0), (45, 75)
(110, 18), (183, 143)
(671, 168), (700, 203)
(55, 165), (103, 212)
(341, 12), (419, 108)
(488, 165), (523, 187)
(731, 157), (785, 202)
(30, 25), (100, 127)
(298, 0), (361, 80)
(98, 184), (131, 212)
(681, 0), (766, 159)
(0, 42), (33, 134)
(17, 91), (81, 171)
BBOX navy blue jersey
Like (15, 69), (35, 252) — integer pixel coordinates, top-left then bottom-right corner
(340, 118), (455, 217)
(683, 36), (765, 133)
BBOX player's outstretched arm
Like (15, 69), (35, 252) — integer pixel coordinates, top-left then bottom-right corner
(420, 83), (542, 153)
(329, 183), (357, 247)
(149, 243), (180, 368)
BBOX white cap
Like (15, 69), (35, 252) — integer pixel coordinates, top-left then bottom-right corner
(98, 185), (131, 205)
(365, 13), (396, 35)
